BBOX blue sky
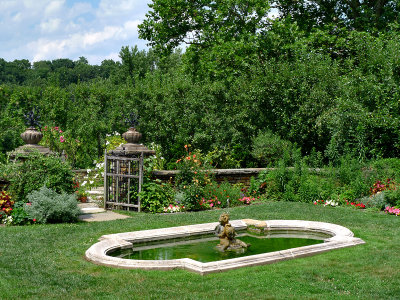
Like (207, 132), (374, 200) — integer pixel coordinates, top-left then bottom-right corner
(0, 0), (152, 65)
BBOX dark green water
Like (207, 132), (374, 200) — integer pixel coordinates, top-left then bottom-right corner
(110, 234), (323, 263)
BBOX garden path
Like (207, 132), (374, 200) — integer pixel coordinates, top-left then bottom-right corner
(78, 202), (130, 222)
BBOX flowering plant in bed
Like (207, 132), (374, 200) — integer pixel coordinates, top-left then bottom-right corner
(40, 126), (81, 166)
(0, 191), (14, 222)
(174, 145), (213, 211)
(163, 204), (185, 213)
(385, 206), (400, 216)
(238, 196), (255, 205)
(313, 199), (339, 207)
(345, 200), (366, 209)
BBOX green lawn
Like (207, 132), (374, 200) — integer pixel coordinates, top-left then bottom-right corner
(1, 202), (399, 299)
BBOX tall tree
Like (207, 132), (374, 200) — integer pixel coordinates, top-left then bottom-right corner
(139, 0), (271, 54)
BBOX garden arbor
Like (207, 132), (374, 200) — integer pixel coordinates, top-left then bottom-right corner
(104, 126), (154, 212)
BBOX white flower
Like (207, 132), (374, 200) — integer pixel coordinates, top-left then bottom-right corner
(81, 181), (87, 186)
(324, 200), (338, 207)
(3, 216), (13, 225)
(93, 160), (97, 164)
(94, 174), (99, 178)
(87, 169), (91, 174)
(106, 141), (110, 145)
(114, 131), (120, 136)
(89, 181), (94, 185)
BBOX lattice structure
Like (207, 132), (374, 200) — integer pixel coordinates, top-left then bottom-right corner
(104, 152), (144, 212)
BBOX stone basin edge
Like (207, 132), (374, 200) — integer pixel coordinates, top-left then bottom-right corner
(85, 219), (365, 275)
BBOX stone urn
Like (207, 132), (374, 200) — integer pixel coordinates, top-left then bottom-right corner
(122, 127), (142, 144)
(20, 127), (43, 145)
(109, 127), (155, 156)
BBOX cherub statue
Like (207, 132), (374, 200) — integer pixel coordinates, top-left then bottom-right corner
(215, 213), (249, 252)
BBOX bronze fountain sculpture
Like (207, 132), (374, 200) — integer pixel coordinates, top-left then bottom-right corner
(215, 213), (249, 252)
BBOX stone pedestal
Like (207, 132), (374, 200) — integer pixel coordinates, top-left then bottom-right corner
(8, 127), (52, 160)
(109, 127), (155, 156)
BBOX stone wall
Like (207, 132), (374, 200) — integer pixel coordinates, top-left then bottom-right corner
(152, 168), (274, 186)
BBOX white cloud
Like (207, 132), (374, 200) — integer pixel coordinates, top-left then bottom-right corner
(87, 52), (121, 65)
(97, 0), (137, 17)
(82, 26), (121, 47)
(12, 12), (22, 22)
(44, 0), (65, 16)
(40, 18), (62, 33)
(0, 0), (152, 64)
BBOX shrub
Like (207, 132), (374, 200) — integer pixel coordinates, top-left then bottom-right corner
(40, 126), (81, 167)
(202, 181), (244, 208)
(139, 181), (174, 213)
(203, 147), (241, 169)
(24, 186), (81, 223)
(180, 183), (206, 211)
(10, 202), (32, 225)
(383, 189), (400, 207)
(5, 153), (75, 202)
(251, 131), (294, 167)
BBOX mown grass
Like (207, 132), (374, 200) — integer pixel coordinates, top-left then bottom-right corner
(1, 202), (399, 299)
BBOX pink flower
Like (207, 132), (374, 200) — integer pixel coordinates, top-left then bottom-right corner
(59, 130), (63, 133)
(60, 136), (65, 143)
(209, 203), (214, 207)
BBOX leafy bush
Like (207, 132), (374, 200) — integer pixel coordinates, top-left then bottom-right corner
(383, 189), (400, 207)
(360, 192), (387, 210)
(180, 183), (206, 211)
(251, 131), (294, 167)
(202, 181), (243, 208)
(40, 126), (81, 167)
(10, 202), (32, 225)
(203, 147), (241, 169)
(4, 153), (75, 202)
(24, 186), (81, 224)
(139, 181), (174, 213)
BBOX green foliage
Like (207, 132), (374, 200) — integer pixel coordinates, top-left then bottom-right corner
(24, 186), (81, 224)
(139, 181), (174, 213)
(40, 125), (81, 167)
(384, 189), (400, 207)
(252, 131), (295, 167)
(3, 153), (74, 202)
(9, 202), (32, 225)
(203, 147), (241, 169)
(360, 192), (387, 210)
(202, 181), (244, 208)
(139, 0), (270, 54)
(275, 0), (400, 32)
(179, 183), (206, 211)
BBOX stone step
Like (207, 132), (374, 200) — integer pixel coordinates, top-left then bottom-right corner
(78, 203), (106, 214)
(80, 207), (106, 214)
(87, 190), (104, 195)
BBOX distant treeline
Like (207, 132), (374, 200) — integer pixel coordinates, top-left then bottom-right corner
(0, 46), (181, 87)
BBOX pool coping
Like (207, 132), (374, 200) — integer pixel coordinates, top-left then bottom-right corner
(85, 219), (365, 275)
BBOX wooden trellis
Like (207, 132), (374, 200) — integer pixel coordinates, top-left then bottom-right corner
(104, 152), (144, 212)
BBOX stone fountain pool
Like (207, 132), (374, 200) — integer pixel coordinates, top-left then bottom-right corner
(85, 219), (365, 275)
